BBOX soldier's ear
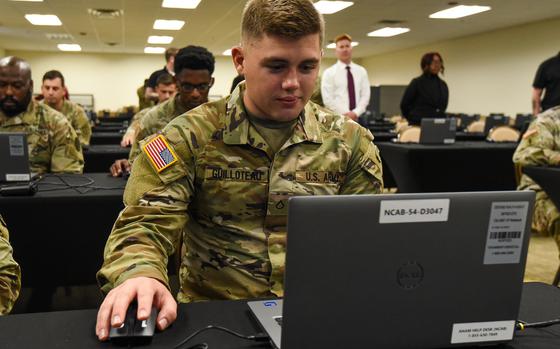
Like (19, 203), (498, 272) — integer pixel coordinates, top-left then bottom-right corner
(231, 46), (245, 75)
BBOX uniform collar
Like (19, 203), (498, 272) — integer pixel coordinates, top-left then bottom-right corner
(0, 99), (38, 127)
(223, 82), (323, 147)
(172, 95), (190, 117)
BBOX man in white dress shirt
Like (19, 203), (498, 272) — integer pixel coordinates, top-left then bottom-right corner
(321, 33), (370, 121)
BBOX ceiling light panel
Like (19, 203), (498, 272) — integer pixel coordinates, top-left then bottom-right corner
(144, 47), (166, 54)
(153, 19), (185, 30)
(25, 14), (62, 26)
(313, 1), (353, 14)
(10, 0), (43, 2)
(162, 0), (201, 9)
(367, 27), (410, 37)
(429, 5), (491, 19)
(148, 35), (174, 44)
(222, 49), (232, 56)
(57, 44), (81, 51)
(326, 41), (359, 49)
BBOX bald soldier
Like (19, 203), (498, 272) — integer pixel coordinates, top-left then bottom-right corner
(95, 0), (383, 340)
(110, 46), (215, 176)
(0, 57), (84, 174)
(41, 70), (92, 146)
(513, 106), (560, 251)
(0, 215), (21, 315)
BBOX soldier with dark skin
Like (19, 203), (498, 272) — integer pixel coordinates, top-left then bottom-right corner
(0, 57), (83, 173)
(95, 0), (383, 341)
(0, 215), (20, 315)
(110, 46), (215, 177)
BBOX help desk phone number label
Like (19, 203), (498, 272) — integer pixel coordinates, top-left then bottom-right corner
(379, 199), (450, 224)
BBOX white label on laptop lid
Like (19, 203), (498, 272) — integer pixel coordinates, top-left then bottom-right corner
(379, 199), (450, 223)
(8, 135), (25, 156)
(484, 201), (529, 265)
(451, 320), (515, 344)
(6, 174), (31, 182)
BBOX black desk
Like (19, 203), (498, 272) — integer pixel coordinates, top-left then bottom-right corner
(90, 132), (123, 145)
(456, 132), (486, 141)
(92, 125), (125, 132)
(372, 131), (396, 142)
(0, 174), (125, 288)
(523, 166), (560, 209)
(377, 141), (518, 193)
(84, 145), (130, 173)
(97, 115), (132, 124)
(0, 282), (558, 348)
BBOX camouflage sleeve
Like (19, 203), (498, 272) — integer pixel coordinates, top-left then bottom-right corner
(73, 105), (92, 146)
(128, 126), (145, 163)
(513, 118), (560, 167)
(48, 110), (85, 173)
(339, 123), (384, 194)
(97, 126), (194, 293)
(0, 216), (21, 315)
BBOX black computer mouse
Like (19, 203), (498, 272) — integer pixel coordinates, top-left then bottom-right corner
(109, 301), (158, 345)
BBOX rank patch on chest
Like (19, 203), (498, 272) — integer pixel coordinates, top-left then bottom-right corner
(143, 134), (178, 172)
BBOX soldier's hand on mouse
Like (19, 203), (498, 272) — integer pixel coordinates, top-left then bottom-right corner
(96, 276), (177, 341)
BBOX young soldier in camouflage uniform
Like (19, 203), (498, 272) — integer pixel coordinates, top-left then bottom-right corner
(120, 73), (176, 148)
(95, 0), (383, 340)
(0, 57), (84, 174)
(513, 106), (560, 249)
(110, 46), (215, 176)
(41, 70), (92, 146)
(0, 215), (21, 315)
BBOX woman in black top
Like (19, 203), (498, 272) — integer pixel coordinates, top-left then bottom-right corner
(400, 52), (449, 125)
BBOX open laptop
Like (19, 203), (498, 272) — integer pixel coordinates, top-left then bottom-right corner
(419, 118), (456, 144)
(0, 132), (31, 182)
(249, 191), (535, 349)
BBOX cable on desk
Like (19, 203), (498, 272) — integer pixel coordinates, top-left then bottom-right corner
(516, 319), (560, 331)
(173, 325), (269, 349)
(36, 173), (125, 193)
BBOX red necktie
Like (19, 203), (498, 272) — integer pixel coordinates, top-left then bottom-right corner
(346, 65), (356, 111)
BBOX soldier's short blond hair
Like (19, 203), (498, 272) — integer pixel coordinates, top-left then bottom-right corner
(241, 0), (324, 46)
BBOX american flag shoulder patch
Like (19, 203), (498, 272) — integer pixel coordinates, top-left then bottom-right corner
(142, 134), (178, 173)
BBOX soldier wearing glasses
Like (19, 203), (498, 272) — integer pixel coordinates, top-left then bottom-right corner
(126, 46), (215, 164)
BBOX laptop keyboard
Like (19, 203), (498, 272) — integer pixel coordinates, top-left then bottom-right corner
(273, 316), (283, 327)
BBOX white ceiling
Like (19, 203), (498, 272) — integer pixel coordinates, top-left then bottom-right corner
(0, 0), (559, 58)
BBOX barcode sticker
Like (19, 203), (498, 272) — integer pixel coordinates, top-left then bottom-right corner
(483, 201), (528, 265)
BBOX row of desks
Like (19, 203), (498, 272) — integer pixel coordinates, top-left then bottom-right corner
(0, 283), (558, 348)
(82, 140), (519, 192)
(88, 131), (487, 147)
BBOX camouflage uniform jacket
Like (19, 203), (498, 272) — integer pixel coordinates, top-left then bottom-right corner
(122, 106), (153, 141)
(513, 106), (560, 191)
(0, 100), (84, 174)
(0, 215), (21, 315)
(128, 96), (189, 162)
(98, 84), (384, 302)
(59, 99), (92, 146)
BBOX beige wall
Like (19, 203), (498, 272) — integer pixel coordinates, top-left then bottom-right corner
(358, 17), (560, 117)
(0, 48), (5, 57)
(5, 50), (241, 111)
(4, 49), (336, 111)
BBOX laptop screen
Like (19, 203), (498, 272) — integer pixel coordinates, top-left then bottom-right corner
(280, 191), (534, 349)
